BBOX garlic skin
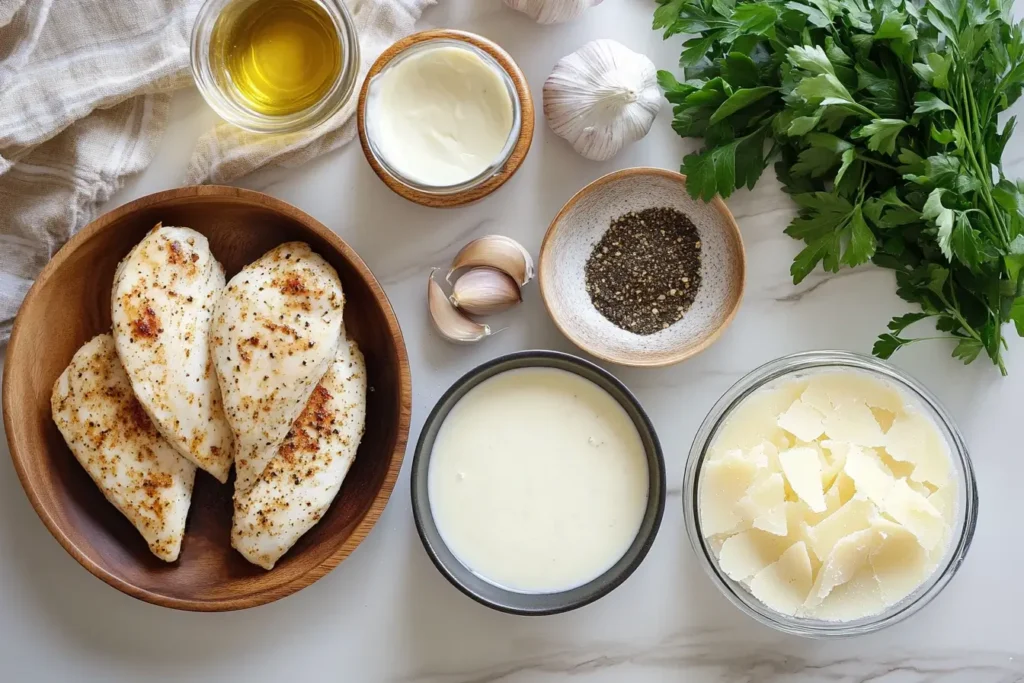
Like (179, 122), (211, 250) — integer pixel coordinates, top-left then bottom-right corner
(447, 235), (535, 287)
(503, 0), (603, 23)
(543, 39), (662, 162)
(428, 271), (493, 344)
(450, 267), (522, 316)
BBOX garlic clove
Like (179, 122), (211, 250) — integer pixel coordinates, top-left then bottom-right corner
(503, 0), (604, 23)
(449, 267), (522, 316)
(428, 271), (493, 344)
(446, 235), (535, 287)
(543, 39), (662, 161)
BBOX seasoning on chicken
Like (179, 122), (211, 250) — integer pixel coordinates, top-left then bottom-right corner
(232, 331), (366, 569)
(111, 225), (234, 482)
(212, 242), (345, 497)
(51, 334), (196, 562)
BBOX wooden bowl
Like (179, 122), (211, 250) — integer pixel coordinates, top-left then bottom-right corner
(539, 168), (745, 367)
(356, 29), (534, 208)
(2, 186), (411, 611)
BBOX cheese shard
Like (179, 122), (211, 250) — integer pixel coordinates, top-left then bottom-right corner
(843, 446), (896, 507)
(823, 400), (887, 447)
(804, 527), (878, 608)
(802, 372), (905, 413)
(884, 411), (951, 487)
(738, 473), (788, 536)
(777, 400), (826, 442)
(882, 478), (946, 551)
(750, 541), (813, 615)
(712, 380), (807, 453)
(929, 485), (956, 524)
(806, 567), (884, 622)
(779, 447), (827, 513)
(869, 519), (929, 606)
(806, 498), (878, 562)
(718, 529), (791, 581)
(700, 451), (759, 536)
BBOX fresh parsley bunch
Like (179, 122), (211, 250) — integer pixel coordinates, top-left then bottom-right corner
(655, 0), (1024, 373)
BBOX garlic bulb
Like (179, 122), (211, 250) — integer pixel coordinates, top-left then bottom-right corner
(503, 0), (603, 23)
(543, 39), (662, 162)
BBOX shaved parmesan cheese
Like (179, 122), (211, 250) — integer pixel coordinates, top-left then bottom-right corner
(843, 446), (896, 506)
(739, 473), (788, 536)
(777, 400), (826, 442)
(882, 479), (946, 551)
(779, 447), (827, 512)
(749, 541), (813, 615)
(803, 372), (905, 413)
(700, 451), (758, 536)
(885, 412), (951, 487)
(718, 529), (791, 581)
(806, 498), (878, 562)
(700, 370), (957, 623)
(806, 567), (884, 622)
(928, 485), (956, 524)
(804, 527), (878, 608)
(869, 519), (929, 606)
(714, 381), (807, 451)
(823, 401), (887, 447)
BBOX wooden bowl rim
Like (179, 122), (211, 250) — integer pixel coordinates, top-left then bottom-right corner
(2, 185), (412, 611)
(538, 167), (747, 368)
(356, 29), (535, 208)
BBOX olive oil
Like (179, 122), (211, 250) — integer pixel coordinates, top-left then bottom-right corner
(217, 0), (342, 117)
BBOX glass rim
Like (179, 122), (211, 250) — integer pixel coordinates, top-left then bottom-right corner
(360, 38), (523, 195)
(189, 0), (361, 134)
(682, 350), (979, 638)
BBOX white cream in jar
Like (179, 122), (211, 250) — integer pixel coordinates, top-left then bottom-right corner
(365, 44), (515, 187)
(428, 367), (649, 594)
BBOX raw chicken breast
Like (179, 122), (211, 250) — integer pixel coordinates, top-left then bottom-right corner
(111, 225), (234, 483)
(233, 332), (366, 569)
(51, 335), (196, 562)
(212, 242), (345, 496)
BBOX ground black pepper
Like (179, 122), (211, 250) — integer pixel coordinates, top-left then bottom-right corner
(584, 207), (702, 335)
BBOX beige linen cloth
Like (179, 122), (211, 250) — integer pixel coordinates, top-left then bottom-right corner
(0, 0), (434, 341)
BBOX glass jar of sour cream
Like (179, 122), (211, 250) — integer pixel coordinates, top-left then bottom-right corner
(357, 30), (534, 207)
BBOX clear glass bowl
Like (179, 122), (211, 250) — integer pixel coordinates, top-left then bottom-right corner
(361, 37), (523, 196)
(190, 0), (360, 134)
(683, 351), (978, 637)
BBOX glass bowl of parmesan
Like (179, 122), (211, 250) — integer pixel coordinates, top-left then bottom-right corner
(683, 351), (977, 637)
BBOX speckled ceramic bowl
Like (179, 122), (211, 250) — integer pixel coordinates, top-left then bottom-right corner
(539, 168), (746, 367)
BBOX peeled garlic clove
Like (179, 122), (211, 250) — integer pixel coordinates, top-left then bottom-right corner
(428, 271), (493, 344)
(450, 267), (522, 316)
(543, 39), (662, 161)
(503, 0), (603, 23)
(447, 235), (535, 287)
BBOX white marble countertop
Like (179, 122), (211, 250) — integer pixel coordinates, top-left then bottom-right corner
(2, 1), (1023, 681)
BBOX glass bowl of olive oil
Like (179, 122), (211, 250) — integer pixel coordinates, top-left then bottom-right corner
(191, 0), (359, 133)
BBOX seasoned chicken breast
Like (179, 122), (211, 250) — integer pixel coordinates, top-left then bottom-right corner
(51, 335), (196, 562)
(232, 332), (366, 569)
(111, 225), (234, 483)
(212, 242), (345, 496)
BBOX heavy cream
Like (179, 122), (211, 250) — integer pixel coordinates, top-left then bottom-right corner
(700, 371), (957, 621)
(366, 45), (515, 187)
(428, 367), (649, 594)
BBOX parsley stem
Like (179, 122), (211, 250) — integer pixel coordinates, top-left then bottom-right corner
(855, 155), (899, 172)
